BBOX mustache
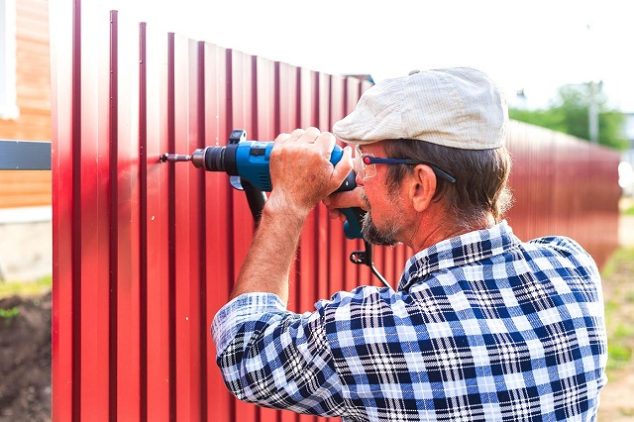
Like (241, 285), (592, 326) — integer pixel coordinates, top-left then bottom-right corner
(360, 192), (370, 209)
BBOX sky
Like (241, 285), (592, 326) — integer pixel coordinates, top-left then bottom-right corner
(108, 0), (634, 111)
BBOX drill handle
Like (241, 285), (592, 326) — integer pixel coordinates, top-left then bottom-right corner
(334, 171), (357, 194)
(339, 207), (365, 239)
(332, 171), (363, 239)
(242, 179), (267, 225)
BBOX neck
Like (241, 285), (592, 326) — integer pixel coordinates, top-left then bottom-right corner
(406, 211), (494, 252)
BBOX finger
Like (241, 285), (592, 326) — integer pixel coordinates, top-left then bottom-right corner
(314, 131), (336, 158)
(274, 132), (291, 144)
(289, 128), (305, 141)
(326, 187), (366, 210)
(298, 127), (320, 143)
(327, 209), (341, 220)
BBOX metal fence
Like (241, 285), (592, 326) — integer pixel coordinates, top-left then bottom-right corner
(50, 1), (620, 421)
(505, 121), (620, 266)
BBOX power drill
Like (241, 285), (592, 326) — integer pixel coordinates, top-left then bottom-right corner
(160, 129), (364, 239)
(161, 129), (390, 289)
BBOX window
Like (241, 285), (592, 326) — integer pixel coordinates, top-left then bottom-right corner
(0, 0), (18, 120)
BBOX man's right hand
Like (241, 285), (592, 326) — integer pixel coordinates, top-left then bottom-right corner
(267, 128), (353, 217)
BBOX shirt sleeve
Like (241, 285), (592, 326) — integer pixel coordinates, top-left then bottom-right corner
(211, 292), (348, 417)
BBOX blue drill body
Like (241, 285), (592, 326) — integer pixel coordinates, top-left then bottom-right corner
(233, 141), (345, 191)
(182, 130), (363, 239)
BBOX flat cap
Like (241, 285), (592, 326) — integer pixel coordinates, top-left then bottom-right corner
(333, 67), (508, 150)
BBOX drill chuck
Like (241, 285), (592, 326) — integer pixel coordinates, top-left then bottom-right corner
(191, 148), (207, 169)
(192, 144), (239, 175)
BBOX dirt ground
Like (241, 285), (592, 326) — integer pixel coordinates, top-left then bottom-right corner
(0, 292), (51, 422)
(600, 361), (634, 421)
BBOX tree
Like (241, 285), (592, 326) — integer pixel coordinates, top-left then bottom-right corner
(509, 83), (628, 150)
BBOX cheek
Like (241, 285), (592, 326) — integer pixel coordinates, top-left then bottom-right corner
(368, 192), (392, 219)
(363, 186), (383, 211)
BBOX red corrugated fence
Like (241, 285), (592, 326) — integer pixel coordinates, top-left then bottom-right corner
(50, 2), (620, 421)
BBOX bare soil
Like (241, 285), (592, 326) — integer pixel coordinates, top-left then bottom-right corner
(0, 292), (51, 422)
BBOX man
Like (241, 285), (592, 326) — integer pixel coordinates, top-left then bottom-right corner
(212, 68), (607, 421)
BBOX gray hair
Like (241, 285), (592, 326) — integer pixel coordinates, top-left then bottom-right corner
(383, 139), (513, 228)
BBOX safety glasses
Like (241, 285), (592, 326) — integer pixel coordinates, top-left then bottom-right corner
(354, 149), (457, 183)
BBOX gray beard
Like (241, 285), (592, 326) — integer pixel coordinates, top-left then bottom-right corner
(361, 211), (399, 246)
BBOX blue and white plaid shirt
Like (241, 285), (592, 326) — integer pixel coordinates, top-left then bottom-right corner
(212, 221), (607, 421)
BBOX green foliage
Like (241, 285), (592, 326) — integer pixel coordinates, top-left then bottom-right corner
(0, 306), (20, 327)
(607, 343), (632, 371)
(509, 83), (628, 150)
(0, 306), (19, 319)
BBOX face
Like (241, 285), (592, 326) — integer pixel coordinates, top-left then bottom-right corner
(355, 143), (412, 246)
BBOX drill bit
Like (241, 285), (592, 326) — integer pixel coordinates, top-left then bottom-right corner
(160, 153), (192, 163)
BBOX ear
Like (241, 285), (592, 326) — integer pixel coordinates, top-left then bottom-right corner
(408, 164), (437, 212)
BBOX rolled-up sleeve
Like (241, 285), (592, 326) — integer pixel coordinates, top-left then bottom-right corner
(211, 292), (347, 417)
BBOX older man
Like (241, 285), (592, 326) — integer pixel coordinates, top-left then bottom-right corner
(212, 68), (607, 421)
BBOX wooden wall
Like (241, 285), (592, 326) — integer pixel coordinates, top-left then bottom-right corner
(0, 0), (51, 208)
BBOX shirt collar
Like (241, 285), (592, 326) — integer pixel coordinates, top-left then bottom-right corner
(397, 220), (521, 291)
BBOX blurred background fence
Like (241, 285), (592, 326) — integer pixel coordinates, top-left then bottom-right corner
(50, 1), (620, 421)
(506, 120), (620, 265)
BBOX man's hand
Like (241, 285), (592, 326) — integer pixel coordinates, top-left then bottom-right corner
(229, 127), (352, 303)
(266, 127), (353, 216)
(323, 187), (369, 221)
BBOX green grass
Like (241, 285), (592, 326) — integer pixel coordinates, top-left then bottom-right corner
(607, 343), (632, 372)
(0, 275), (52, 299)
(602, 247), (634, 376)
(601, 247), (634, 279)
(623, 206), (634, 216)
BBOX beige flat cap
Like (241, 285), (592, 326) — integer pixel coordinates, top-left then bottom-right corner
(333, 67), (508, 150)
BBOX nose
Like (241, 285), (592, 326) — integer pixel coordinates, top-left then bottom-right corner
(355, 171), (364, 187)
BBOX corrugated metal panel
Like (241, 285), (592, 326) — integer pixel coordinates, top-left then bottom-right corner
(51, 2), (620, 421)
(505, 121), (620, 266)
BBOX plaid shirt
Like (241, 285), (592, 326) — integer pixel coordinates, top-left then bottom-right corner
(212, 221), (607, 421)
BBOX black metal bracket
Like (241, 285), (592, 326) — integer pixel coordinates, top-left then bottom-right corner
(350, 240), (392, 290)
(350, 240), (373, 266)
